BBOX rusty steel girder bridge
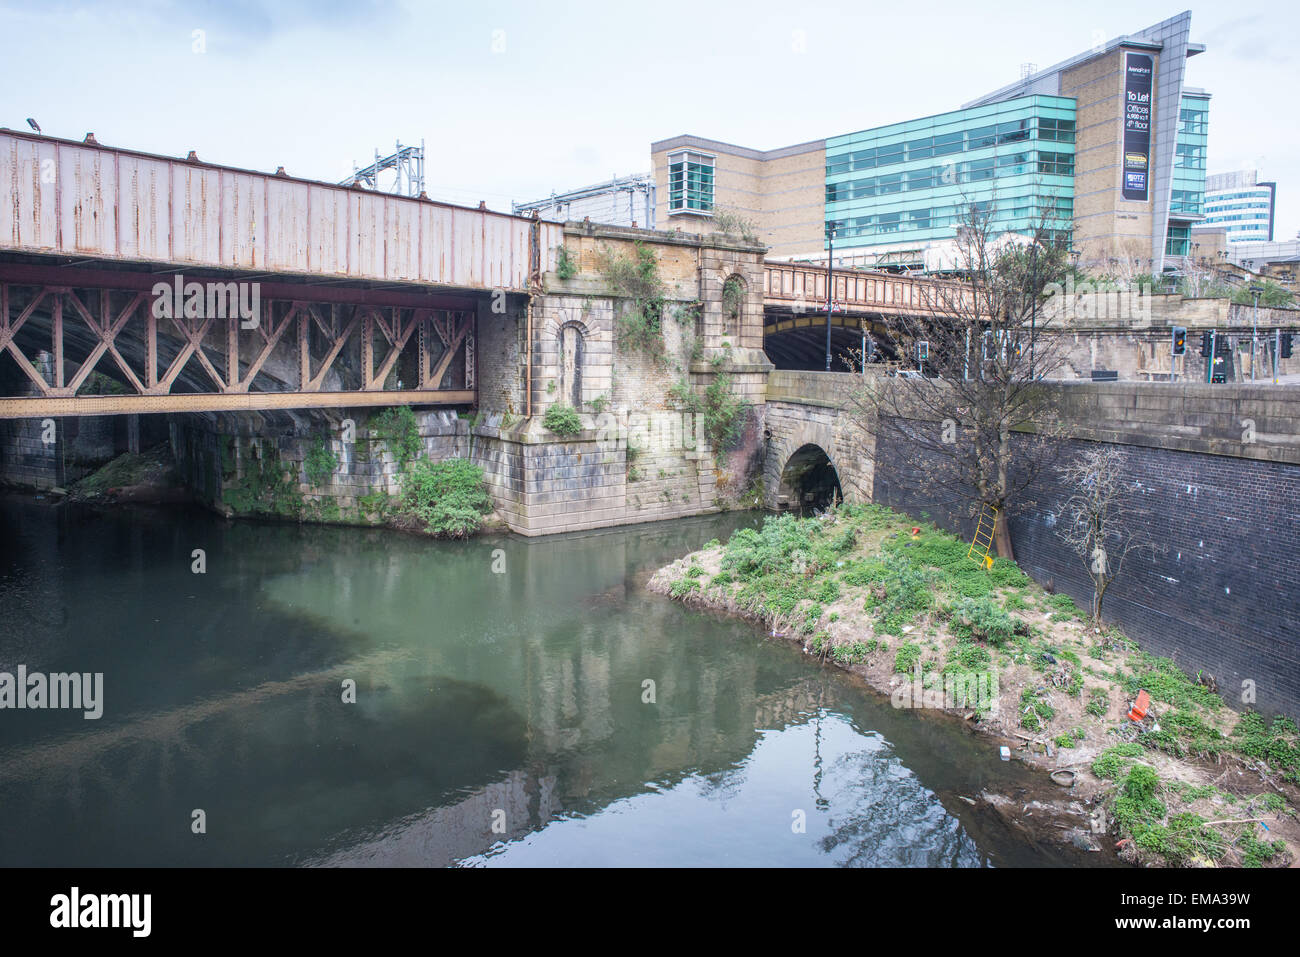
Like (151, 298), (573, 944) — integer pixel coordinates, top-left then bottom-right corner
(0, 129), (563, 418)
(761, 260), (968, 369)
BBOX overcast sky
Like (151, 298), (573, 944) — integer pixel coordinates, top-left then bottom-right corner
(2, 1), (1296, 239)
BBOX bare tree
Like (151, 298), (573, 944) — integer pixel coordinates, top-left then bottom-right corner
(1054, 446), (1160, 620)
(849, 197), (1071, 559)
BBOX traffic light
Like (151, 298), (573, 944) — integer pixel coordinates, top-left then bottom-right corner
(1199, 331), (1213, 357)
(1282, 333), (1294, 359)
(916, 340), (929, 362)
(1172, 326), (1186, 356)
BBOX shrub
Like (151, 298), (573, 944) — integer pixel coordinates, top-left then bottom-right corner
(398, 458), (492, 538)
(1091, 743), (1144, 778)
(947, 596), (1018, 646)
(1019, 688), (1056, 732)
(894, 642), (921, 674)
(1085, 689), (1109, 718)
(543, 403), (583, 436)
(1232, 713), (1300, 783)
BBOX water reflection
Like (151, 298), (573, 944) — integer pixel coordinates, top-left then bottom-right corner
(0, 497), (1112, 867)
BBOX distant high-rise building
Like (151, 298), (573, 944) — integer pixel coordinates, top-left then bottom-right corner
(1202, 170), (1276, 242)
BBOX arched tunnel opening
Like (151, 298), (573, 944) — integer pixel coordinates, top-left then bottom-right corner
(780, 443), (842, 514)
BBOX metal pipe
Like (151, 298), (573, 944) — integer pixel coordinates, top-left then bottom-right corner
(526, 294), (534, 418)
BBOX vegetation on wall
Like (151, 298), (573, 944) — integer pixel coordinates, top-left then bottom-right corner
(667, 370), (749, 463)
(556, 245), (578, 280)
(368, 405), (422, 469)
(396, 458), (493, 539)
(722, 276), (745, 326)
(543, 403), (583, 435)
(303, 435), (338, 488)
(221, 441), (304, 518)
(711, 207), (761, 244)
(601, 241), (669, 364)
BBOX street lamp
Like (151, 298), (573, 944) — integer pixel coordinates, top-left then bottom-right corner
(1249, 284), (1264, 381)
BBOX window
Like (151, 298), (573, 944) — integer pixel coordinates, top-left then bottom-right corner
(851, 147), (877, 170)
(558, 323), (585, 408)
(1037, 151), (1074, 176)
(877, 173), (903, 194)
(907, 169), (934, 191)
(961, 158), (994, 182)
(909, 208), (931, 230)
(1037, 118), (1076, 143)
(907, 137), (934, 160)
(875, 143), (905, 167)
(878, 212), (901, 233)
(997, 119), (1031, 144)
(967, 125), (998, 150)
(996, 152), (1032, 174)
(933, 131), (964, 156)
(667, 150), (714, 214)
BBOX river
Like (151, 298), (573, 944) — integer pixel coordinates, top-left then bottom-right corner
(0, 495), (1115, 867)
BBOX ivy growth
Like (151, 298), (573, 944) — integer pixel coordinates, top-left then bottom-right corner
(368, 406), (422, 471)
(303, 435), (338, 488)
(556, 244), (578, 280)
(600, 241), (668, 364)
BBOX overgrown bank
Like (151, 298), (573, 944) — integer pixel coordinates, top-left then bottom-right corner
(649, 504), (1299, 867)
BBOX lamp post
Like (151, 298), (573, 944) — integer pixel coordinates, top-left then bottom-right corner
(825, 227), (836, 372)
(1249, 284), (1264, 381)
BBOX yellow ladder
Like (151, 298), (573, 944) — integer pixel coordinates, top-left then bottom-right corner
(967, 503), (998, 569)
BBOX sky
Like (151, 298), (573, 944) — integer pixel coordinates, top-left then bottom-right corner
(1, 0), (1297, 238)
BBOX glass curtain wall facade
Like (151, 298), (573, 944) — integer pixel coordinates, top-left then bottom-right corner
(1166, 92), (1209, 256)
(1204, 178), (1274, 243)
(824, 96), (1076, 252)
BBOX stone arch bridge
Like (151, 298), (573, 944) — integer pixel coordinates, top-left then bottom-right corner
(762, 371), (875, 512)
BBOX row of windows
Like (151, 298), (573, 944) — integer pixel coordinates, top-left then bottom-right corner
(1204, 201), (1271, 214)
(827, 199), (1072, 239)
(1206, 189), (1272, 202)
(824, 151), (1073, 202)
(667, 151), (715, 213)
(825, 117), (1075, 175)
(1207, 212), (1274, 224)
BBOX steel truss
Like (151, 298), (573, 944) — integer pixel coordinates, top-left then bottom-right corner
(0, 269), (476, 418)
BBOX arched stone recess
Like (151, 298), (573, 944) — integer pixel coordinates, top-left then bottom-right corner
(536, 299), (613, 414)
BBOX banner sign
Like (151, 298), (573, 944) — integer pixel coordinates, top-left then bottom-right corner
(1122, 52), (1154, 201)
